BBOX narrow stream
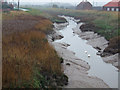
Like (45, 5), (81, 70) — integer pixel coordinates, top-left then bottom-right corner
(55, 16), (118, 88)
(20, 8), (29, 11)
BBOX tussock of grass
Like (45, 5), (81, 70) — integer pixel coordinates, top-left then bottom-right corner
(35, 19), (53, 34)
(3, 31), (62, 88)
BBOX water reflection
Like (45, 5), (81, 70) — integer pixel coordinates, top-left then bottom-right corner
(55, 16), (118, 88)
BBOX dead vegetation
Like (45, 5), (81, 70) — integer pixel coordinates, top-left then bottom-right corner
(103, 36), (120, 54)
(2, 12), (53, 35)
(2, 11), (67, 88)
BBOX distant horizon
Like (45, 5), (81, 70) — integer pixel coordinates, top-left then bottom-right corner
(3, 0), (113, 6)
(7, 0), (112, 3)
(6, 0), (111, 6)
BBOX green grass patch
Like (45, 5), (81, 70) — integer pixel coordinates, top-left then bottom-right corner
(27, 8), (67, 23)
(29, 8), (119, 40)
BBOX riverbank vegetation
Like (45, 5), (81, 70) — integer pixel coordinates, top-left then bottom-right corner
(28, 8), (67, 23)
(26, 8), (119, 54)
(2, 11), (68, 88)
(31, 8), (119, 40)
(2, 7), (119, 88)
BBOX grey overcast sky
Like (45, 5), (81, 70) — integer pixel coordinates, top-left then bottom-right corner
(7, 0), (112, 6)
(8, 0), (111, 3)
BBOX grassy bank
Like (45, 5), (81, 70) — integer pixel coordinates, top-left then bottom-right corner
(26, 8), (119, 54)
(27, 8), (119, 40)
(28, 8), (67, 23)
(2, 11), (68, 88)
(3, 7), (119, 87)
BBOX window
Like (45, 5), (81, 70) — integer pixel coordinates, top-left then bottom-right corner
(116, 8), (119, 11)
(111, 8), (114, 11)
(107, 8), (110, 11)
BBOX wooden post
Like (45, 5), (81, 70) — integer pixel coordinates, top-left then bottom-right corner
(18, 0), (19, 10)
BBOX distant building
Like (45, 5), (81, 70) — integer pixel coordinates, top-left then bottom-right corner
(2, 0), (14, 12)
(76, 0), (92, 10)
(103, 0), (120, 11)
(52, 4), (59, 8)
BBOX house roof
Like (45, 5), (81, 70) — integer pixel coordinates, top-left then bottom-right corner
(76, 1), (92, 8)
(104, 0), (120, 7)
(78, 1), (92, 6)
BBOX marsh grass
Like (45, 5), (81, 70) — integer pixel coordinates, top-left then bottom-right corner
(28, 8), (67, 23)
(2, 11), (29, 20)
(3, 31), (62, 87)
(29, 8), (119, 40)
(2, 11), (63, 88)
(3, 8), (119, 88)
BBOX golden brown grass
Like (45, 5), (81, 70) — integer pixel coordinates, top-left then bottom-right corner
(2, 11), (53, 35)
(2, 11), (62, 88)
(0, 12), (2, 20)
(35, 19), (53, 34)
(2, 11), (29, 20)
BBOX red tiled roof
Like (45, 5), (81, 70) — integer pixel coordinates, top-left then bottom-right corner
(112, 0), (120, 2)
(104, 1), (120, 7)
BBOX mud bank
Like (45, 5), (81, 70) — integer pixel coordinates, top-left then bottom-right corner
(48, 21), (109, 88)
(76, 23), (119, 70)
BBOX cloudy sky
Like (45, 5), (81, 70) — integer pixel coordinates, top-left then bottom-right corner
(8, 0), (111, 3)
(7, 0), (112, 6)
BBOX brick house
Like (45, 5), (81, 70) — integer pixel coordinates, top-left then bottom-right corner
(76, 0), (92, 10)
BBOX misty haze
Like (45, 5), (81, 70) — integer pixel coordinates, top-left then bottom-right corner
(1, 0), (119, 89)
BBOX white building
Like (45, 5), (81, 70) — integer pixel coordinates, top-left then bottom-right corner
(103, 0), (120, 11)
